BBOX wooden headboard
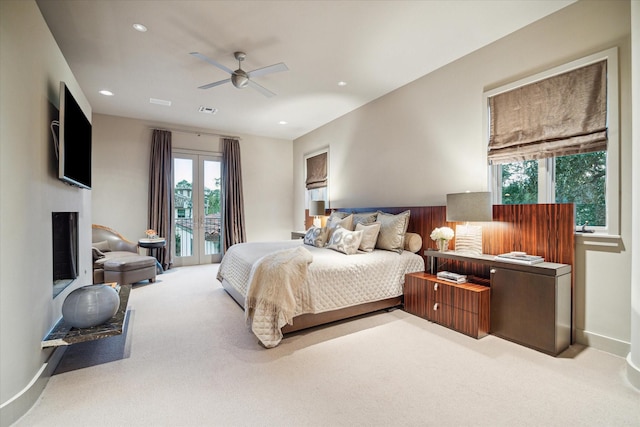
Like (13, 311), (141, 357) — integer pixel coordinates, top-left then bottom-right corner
(305, 203), (575, 268)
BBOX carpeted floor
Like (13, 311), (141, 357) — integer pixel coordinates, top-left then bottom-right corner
(14, 264), (640, 426)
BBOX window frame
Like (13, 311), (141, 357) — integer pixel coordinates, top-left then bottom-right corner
(484, 47), (619, 235)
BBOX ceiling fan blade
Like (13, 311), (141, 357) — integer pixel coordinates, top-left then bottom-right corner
(247, 62), (289, 78)
(248, 80), (276, 98)
(190, 52), (234, 75)
(198, 78), (231, 90)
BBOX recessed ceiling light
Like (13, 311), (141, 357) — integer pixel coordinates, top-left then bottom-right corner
(99, 90), (114, 96)
(149, 98), (171, 106)
(337, 81), (347, 87)
(279, 121), (288, 125)
(132, 23), (147, 32)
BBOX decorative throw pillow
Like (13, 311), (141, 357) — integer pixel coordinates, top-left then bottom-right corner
(327, 226), (363, 255)
(352, 212), (378, 227)
(93, 240), (111, 252)
(375, 210), (410, 253)
(326, 210), (349, 223)
(355, 222), (381, 252)
(92, 247), (106, 261)
(303, 226), (329, 248)
(327, 213), (354, 232)
(403, 232), (423, 253)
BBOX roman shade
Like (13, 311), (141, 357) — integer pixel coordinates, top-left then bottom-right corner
(305, 152), (327, 190)
(488, 60), (607, 165)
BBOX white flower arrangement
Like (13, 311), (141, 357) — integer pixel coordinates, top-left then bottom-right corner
(430, 226), (454, 242)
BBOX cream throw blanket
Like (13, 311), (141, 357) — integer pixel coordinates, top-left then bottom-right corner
(245, 246), (313, 348)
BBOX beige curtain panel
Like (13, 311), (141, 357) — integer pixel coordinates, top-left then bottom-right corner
(306, 152), (327, 189)
(488, 60), (607, 165)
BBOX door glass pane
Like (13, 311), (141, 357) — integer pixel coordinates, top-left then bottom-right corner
(555, 151), (606, 227)
(174, 158), (193, 257)
(203, 160), (221, 256)
(500, 160), (538, 204)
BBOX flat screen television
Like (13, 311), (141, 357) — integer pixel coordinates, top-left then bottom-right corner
(58, 81), (92, 190)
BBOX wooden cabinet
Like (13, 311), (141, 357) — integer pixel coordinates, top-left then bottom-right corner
(405, 272), (490, 339)
(490, 267), (571, 356)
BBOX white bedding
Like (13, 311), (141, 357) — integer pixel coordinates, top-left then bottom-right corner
(217, 240), (425, 345)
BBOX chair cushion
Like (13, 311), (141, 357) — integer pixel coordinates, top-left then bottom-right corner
(103, 255), (156, 272)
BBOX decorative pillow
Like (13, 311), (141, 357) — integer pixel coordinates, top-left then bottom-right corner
(352, 212), (378, 227)
(375, 210), (410, 253)
(92, 247), (106, 261)
(327, 226), (364, 255)
(355, 222), (381, 252)
(303, 226), (329, 248)
(93, 240), (111, 252)
(326, 211), (349, 223)
(403, 232), (423, 253)
(327, 213), (354, 232)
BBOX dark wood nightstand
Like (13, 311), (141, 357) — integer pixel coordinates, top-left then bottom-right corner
(291, 231), (306, 240)
(404, 272), (490, 339)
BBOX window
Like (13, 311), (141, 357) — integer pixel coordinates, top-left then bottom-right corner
(495, 152), (606, 227)
(485, 48), (618, 234)
(304, 148), (329, 209)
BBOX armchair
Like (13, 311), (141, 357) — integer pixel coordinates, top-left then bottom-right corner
(92, 225), (157, 285)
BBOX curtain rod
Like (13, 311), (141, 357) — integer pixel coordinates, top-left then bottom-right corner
(150, 127), (241, 140)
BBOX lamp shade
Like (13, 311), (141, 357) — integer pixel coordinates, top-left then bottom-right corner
(309, 200), (326, 217)
(446, 192), (493, 222)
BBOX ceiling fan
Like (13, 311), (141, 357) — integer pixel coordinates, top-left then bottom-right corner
(190, 51), (288, 98)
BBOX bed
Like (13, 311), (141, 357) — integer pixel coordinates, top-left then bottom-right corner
(217, 210), (425, 347)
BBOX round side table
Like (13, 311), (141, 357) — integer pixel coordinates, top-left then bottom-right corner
(138, 238), (166, 272)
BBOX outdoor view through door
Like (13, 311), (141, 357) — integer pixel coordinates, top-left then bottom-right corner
(173, 153), (223, 266)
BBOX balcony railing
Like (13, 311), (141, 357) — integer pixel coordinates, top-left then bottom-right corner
(174, 216), (221, 257)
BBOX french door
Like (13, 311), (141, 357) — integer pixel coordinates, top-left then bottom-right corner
(172, 151), (223, 266)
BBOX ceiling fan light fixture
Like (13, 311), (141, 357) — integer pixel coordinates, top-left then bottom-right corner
(192, 51), (287, 96)
(231, 71), (249, 88)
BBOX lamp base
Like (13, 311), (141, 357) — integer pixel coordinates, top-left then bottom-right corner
(455, 224), (483, 255)
(313, 217), (322, 228)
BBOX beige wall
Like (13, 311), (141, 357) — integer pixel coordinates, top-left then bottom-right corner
(294, 0), (633, 355)
(0, 1), (93, 424)
(92, 114), (293, 244)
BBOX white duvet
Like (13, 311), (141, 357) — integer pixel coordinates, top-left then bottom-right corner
(217, 240), (425, 345)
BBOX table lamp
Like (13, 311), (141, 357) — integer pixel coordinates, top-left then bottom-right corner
(309, 200), (326, 228)
(446, 192), (492, 255)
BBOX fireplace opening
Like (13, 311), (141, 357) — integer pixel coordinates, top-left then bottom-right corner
(52, 212), (78, 298)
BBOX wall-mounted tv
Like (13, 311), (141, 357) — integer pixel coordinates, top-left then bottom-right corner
(58, 81), (92, 190)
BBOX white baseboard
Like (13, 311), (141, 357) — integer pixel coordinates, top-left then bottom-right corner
(575, 328), (630, 357)
(626, 354), (640, 390)
(0, 346), (66, 427)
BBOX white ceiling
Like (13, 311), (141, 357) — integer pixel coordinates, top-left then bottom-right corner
(36, 0), (575, 140)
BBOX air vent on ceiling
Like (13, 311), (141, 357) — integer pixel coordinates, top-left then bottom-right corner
(198, 106), (218, 114)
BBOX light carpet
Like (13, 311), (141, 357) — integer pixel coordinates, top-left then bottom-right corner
(14, 264), (640, 426)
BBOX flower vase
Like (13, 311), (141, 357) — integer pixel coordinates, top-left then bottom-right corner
(437, 239), (449, 252)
